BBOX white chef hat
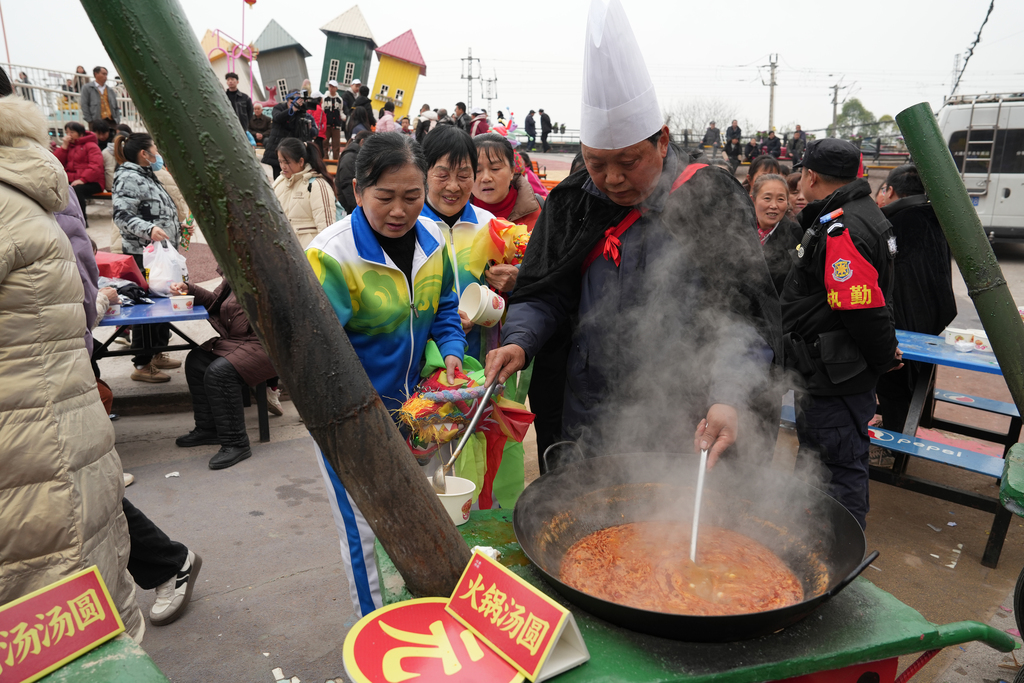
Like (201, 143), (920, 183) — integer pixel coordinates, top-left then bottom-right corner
(580, 0), (663, 150)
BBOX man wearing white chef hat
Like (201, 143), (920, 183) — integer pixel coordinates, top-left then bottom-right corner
(486, 0), (783, 471)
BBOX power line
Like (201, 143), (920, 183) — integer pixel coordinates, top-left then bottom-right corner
(951, 0), (996, 97)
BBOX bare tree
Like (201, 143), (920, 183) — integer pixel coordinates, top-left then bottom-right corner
(664, 98), (740, 145)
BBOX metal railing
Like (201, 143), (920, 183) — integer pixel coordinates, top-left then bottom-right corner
(4, 63), (145, 137)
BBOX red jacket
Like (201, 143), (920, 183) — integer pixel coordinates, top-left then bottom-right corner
(311, 106), (327, 139)
(53, 133), (105, 189)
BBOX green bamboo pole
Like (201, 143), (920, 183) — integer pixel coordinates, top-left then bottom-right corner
(79, 0), (470, 596)
(896, 103), (1024, 414)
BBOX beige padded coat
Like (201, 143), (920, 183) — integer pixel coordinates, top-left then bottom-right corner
(0, 95), (142, 637)
(272, 164), (336, 248)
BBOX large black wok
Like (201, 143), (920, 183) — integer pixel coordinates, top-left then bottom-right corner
(513, 453), (877, 642)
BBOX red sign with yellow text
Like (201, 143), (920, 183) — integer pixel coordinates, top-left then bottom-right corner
(0, 566), (125, 683)
(343, 598), (523, 683)
(445, 552), (578, 681)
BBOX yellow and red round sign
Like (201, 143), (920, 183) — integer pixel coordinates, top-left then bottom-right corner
(343, 598), (523, 683)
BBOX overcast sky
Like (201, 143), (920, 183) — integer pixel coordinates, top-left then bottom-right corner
(4, 0), (1022, 135)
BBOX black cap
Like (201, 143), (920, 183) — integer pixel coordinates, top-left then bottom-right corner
(528, 109), (535, 114)
(794, 138), (860, 177)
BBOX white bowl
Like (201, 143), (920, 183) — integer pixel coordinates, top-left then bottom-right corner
(170, 295), (195, 312)
(458, 283), (505, 328)
(434, 475), (476, 526)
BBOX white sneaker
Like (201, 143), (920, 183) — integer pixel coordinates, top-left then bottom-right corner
(123, 472), (135, 487)
(150, 549), (202, 626)
(267, 387), (283, 416)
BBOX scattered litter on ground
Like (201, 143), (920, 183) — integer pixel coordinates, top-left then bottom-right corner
(868, 564), (882, 572)
(262, 652), (269, 657)
(927, 524), (942, 532)
(946, 543), (963, 569)
(272, 668), (284, 680)
(1007, 628), (1021, 637)
(164, 471), (180, 478)
(930, 554), (941, 559)
(1001, 606), (1013, 613)
(948, 522), (957, 527)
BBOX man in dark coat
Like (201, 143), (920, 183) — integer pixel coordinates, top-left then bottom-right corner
(539, 109), (552, 152)
(725, 119), (742, 144)
(874, 164), (956, 433)
(224, 72), (253, 133)
(341, 78), (360, 118)
(787, 130), (806, 164)
(524, 110), (537, 152)
(702, 121), (721, 158)
(262, 92), (307, 179)
(764, 130), (782, 158)
(782, 138), (901, 529)
(454, 102), (472, 132)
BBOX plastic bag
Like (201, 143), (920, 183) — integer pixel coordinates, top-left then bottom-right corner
(142, 241), (186, 297)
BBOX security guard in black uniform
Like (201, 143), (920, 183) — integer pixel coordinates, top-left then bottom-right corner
(781, 138), (901, 529)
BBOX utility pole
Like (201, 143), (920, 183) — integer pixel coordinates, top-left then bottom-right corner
(767, 53), (778, 131)
(482, 70), (498, 115)
(830, 80), (847, 137)
(460, 48), (480, 109)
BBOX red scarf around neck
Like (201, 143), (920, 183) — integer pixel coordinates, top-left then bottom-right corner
(472, 185), (518, 220)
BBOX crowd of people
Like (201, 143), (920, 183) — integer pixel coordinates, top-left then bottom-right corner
(1, 0), (960, 654)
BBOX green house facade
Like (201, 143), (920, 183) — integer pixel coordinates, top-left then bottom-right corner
(319, 6), (375, 91)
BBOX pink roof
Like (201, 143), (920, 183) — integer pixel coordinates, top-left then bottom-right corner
(375, 30), (426, 76)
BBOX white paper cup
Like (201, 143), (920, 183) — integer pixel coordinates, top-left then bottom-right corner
(458, 283), (505, 328)
(435, 476), (476, 526)
(105, 303), (121, 316)
(944, 327), (974, 345)
(170, 295), (195, 312)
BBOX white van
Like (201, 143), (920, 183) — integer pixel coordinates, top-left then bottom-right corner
(938, 93), (1024, 242)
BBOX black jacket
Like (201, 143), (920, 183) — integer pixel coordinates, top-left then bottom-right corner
(505, 146), (784, 455)
(781, 179), (898, 396)
(725, 125), (742, 142)
(762, 218), (803, 294)
(702, 127), (721, 146)
(263, 102), (304, 160)
(525, 115), (536, 136)
(540, 113), (552, 134)
(764, 136), (782, 158)
(226, 89), (253, 132)
(341, 90), (356, 117)
(335, 143), (360, 213)
(724, 140), (743, 160)
(881, 195), (956, 335)
(745, 141), (760, 161)
(455, 113), (472, 132)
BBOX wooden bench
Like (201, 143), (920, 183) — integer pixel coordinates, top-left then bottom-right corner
(530, 160), (546, 179)
(779, 404), (1012, 567)
(540, 178), (559, 191)
(92, 191), (112, 200)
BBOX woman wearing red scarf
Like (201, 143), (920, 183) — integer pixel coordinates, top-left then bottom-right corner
(470, 133), (544, 231)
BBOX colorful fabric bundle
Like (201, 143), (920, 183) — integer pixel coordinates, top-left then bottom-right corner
(468, 218), (531, 275)
(396, 343), (535, 507)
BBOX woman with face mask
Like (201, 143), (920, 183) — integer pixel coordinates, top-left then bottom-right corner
(305, 133), (465, 617)
(752, 173), (803, 294)
(112, 132), (185, 382)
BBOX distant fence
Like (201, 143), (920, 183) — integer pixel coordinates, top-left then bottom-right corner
(4, 63), (145, 137)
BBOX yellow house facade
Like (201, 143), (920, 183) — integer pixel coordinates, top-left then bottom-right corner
(370, 30), (426, 121)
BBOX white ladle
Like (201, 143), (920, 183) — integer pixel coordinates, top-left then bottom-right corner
(689, 448), (709, 564)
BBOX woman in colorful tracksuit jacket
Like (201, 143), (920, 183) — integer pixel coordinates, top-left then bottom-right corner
(305, 134), (465, 617)
(419, 126), (530, 510)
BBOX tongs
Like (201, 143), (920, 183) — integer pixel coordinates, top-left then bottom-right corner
(430, 382), (500, 494)
(689, 448), (709, 564)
